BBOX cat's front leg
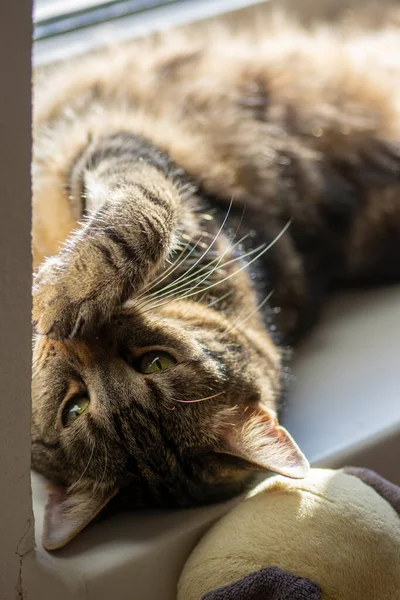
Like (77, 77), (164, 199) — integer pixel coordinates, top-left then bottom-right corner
(33, 163), (187, 340)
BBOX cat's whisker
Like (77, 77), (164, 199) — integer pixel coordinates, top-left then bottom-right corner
(133, 244), (192, 303)
(92, 437), (108, 498)
(172, 197), (234, 281)
(136, 232), (252, 309)
(135, 235), (204, 301)
(136, 229), (209, 303)
(145, 197), (234, 299)
(132, 249), (218, 311)
(236, 202), (246, 232)
(138, 233), (207, 294)
(135, 200), (246, 311)
(206, 289), (234, 309)
(174, 391), (225, 404)
(141, 219), (291, 313)
(138, 240), (268, 312)
(224, 289), (274, 335)
(224, 289), (282, 400)
(68, 440), (96, 493)
(168, 232), (252, 296)
(166, 220), (291, 302)
(166, 245), (185, 265)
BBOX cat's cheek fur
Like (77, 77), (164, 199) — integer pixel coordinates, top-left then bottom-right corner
(41, 407), (308, 551)
(42, 484), (119, 550)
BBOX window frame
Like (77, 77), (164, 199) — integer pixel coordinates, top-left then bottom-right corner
(33, 0), (269, 65)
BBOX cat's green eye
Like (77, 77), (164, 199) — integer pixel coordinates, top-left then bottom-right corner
(62, 394), (90, 427)
(138, 351), (177, 374)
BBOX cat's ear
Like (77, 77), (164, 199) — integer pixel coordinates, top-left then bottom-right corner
(218, 405), (309, 479)
(42, 484), (118, 550)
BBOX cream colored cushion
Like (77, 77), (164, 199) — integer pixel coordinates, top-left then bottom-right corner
(178, 468), (400, 600)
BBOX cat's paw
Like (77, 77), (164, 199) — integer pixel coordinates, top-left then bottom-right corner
(32, 251), (126, 340)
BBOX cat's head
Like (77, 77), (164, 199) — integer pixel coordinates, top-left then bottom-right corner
(32, 299), (308, 550)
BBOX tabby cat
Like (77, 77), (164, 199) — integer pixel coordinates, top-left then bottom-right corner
(31, 12), (400, 550)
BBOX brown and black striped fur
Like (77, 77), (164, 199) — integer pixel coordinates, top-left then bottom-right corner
(32, 10), (400, 549)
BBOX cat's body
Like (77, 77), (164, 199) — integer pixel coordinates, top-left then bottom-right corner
(32, 14), (400, 549)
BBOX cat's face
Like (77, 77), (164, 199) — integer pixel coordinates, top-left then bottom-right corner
(32, 299), (308, 550)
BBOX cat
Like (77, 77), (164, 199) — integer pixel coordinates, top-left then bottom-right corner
(31, 11), (400, 550)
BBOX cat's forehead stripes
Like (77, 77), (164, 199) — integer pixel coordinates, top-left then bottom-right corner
(62, 338), (99, 367)
(35, 335), (98, 369)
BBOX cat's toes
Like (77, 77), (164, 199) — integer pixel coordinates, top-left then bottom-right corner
(34, 299), (99, 340)
(33, 267), (81, 340)
(32, 256), (119, 340)
(33, 291), (86, 340)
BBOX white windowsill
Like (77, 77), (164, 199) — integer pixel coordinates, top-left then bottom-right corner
(34, 0), (269, 65)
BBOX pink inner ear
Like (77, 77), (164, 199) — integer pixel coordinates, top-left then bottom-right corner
(46, 484), (67, 508)
(43, 484), (118, 551)
(221, 405), (310, 479)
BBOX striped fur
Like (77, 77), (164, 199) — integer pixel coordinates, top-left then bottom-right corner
(31, 9), (400, 548)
